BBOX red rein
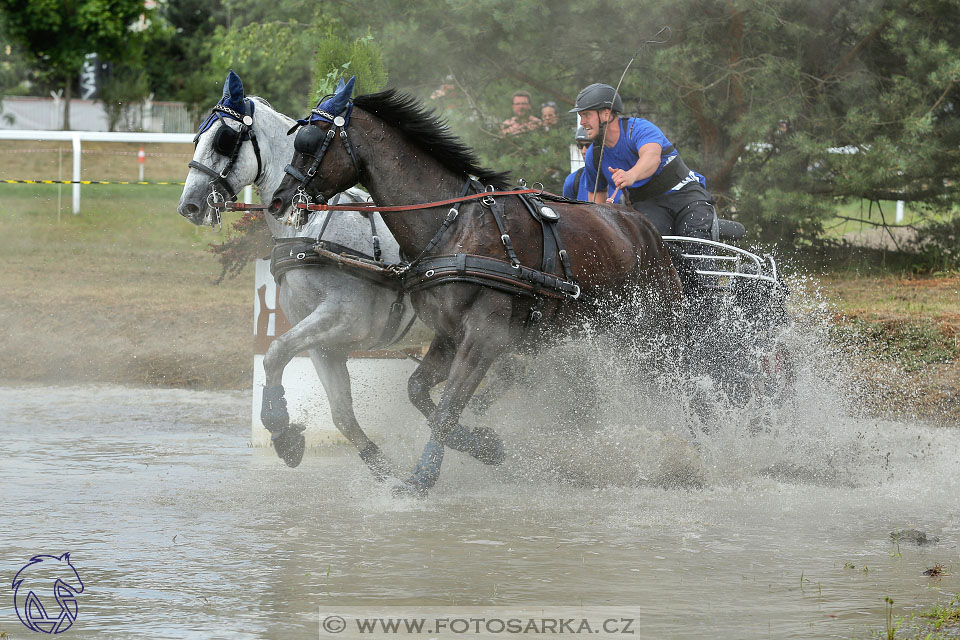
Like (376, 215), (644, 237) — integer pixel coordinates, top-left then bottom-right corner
(218, 189), (547, 213)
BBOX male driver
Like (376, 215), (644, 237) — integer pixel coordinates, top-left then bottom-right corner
(570, 83), (715, 242)
(500, 90), (542, 136)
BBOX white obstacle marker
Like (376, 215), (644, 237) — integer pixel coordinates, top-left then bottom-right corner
(251, 259), (422, 448)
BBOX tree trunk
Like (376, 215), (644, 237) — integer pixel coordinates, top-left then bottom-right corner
(62, 75), (72, 131)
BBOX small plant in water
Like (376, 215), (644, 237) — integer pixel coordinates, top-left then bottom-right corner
(923, 564), (947, 577)
(884, 596), (901, 640)
(919, 594), (960, 632)
(844, 562), (856, 569)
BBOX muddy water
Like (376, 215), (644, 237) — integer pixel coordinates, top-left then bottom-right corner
(0, 375), (957, 639)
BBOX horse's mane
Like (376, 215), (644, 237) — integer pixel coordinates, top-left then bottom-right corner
(354, 89), (511, 189)
(249, 96), (274, 110)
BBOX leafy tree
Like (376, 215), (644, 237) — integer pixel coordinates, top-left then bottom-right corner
(313, 33), (388, 100)
(0, 0), (148, 129)
(99, 62), (150, 131)
(336, 0), (960, 248)
(206, 20), (328, 117)
(140, 0), (227, 115)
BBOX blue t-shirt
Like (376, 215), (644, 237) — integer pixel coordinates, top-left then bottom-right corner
(583, 117), (705, 197)
(563, 167), (622, 203)
(562, 168), (589, 200)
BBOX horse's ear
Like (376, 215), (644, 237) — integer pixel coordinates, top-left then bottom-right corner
(315, 75), (356, 118)
(222, 69), (245, 108)
(342, 75), (356, 98)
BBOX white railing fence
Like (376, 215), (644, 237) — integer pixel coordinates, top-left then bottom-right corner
(0, 130), (195, 213)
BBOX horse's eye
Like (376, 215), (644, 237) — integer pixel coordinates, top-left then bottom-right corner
(213, 124), (240, 155)
(294, 126), (324, 154)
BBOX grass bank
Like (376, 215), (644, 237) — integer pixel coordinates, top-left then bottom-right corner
(0, 182), (252, 389)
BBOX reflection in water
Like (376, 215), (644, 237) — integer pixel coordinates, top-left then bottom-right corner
(0, 379), (957, 640)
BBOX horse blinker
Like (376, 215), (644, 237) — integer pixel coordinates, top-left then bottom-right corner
(213, 124), (241, 156)
(294, 125), (325, 155)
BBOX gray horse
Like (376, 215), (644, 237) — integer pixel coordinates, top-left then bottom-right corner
(177, 71), (503, 477)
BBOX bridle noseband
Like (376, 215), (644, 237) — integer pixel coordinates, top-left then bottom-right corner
(284, 101), (362, 210)
(189, 100), (264, 215)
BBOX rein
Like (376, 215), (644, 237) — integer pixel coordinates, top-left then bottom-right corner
(292, 188), (545, 213)
(217, 188), (547, 214)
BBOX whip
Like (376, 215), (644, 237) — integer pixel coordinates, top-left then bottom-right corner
(592, 26), (672, 200)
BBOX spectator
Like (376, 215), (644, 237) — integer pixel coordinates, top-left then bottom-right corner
(500, 90), (542, 136)
(540, 101), (558, 130)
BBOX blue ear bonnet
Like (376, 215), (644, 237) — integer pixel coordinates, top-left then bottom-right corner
(195, 70), (255, 140)
(295, 76), (356, 128)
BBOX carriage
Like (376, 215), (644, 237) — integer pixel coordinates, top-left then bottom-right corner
(182, 71), (795, 497)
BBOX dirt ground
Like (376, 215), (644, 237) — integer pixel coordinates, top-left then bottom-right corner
(820, 274), (959, 425)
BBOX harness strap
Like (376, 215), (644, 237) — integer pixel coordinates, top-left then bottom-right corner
(339, 128), (362, 185)
(188, 159), (236, 200)
(248, 127), (263, 185)
(484, 194), (520, 268)
(516, 194), (556, 279)
(404, 178), (474, 271)
(367, 212), (382, 262)
(270, 238), (413, 350)
(625, 154), (693, 203)
(371, 288), (415, 349)
(306, 129), (337, 179)
(404, 253), (581, 301)
(284, 164), (308, 183)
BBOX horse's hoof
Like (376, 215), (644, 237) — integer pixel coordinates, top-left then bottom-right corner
(273, 424), (306, 468)
(471, 426), (505, 466)
(389, 478), (428, 499)
(359, 443), (391, 483)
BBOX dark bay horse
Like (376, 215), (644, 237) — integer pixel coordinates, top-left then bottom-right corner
(272, 79), (685, 496)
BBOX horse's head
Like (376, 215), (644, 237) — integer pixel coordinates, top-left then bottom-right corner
(271, 76), (360, 219)
(178, 70), (264, 227)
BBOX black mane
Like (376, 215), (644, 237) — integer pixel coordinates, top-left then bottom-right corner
(354, 89), (511, 189)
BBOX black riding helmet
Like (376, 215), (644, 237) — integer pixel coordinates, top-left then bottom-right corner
(574, 126), (590, 143)
(569, 83), (623, 114)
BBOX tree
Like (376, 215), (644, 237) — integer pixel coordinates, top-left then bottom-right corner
(139, 0), (228, 117)
(339, 0), (960, 247)
(0, 0), (147, 129)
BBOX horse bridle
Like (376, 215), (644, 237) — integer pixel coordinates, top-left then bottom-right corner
(189, 100), (264, 214)
(284, 100), (362, 208)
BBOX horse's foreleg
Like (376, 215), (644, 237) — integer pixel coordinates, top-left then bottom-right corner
(407, 334), (456, 417)
(309, 349), (395, 482)
(469, 354), (525, 415)
(401, 332), (506, 496)
(407, 335), (504, 467)
(260, 327), (311, 467)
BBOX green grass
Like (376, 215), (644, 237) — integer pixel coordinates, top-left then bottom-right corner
(856, 594), (960, 639)
(0, 183), (243, 253)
